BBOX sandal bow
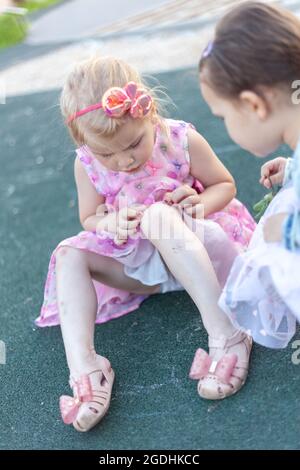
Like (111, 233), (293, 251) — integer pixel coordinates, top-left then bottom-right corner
(189, 348), (238, 384)
(60, 375), (93, 424)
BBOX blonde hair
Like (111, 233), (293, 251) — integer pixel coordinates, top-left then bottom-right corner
(60, 56), (166, 148)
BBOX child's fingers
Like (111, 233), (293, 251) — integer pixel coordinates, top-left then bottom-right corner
(163, 192), (173, 205)
(269, 173), (284, 186)
(118, 208), (137, 220)
(260, 157), (287, 187)
(184, 203), (204, 218)
(118, 218), (140, 230)
(126, 205), (147, 220)
(260, 174), (268, 186)
(126, 227), (139, 237)
(260, 163), (272, 179)
(116, 227), (129, 240)
(116, 226), (138, 240)
(96, 204), (109, 216)
(260, 177), (272, 189)
(259, 175), (266, 185)
(130, 204), (147, 213)
(260, 171), (283, 188)
(177, 195), (200, 208)
(119, 207), (143, 221)
(168, 185), (196, 204)
(261, 158), (285, 178)
(260, 160), (270, 173)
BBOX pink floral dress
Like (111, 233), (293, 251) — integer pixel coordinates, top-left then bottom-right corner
(36, 119), (256, 327)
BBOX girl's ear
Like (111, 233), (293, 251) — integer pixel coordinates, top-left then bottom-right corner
(150, 112), (159, 125)
(239, 90), (269, 120)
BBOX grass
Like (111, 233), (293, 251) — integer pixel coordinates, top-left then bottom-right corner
(23, 0), (61, 14)
(0, 14), (27, 48)
(0, 0), (62, 49)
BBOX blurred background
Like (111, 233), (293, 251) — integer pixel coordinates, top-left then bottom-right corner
(0, 0), (298, 98)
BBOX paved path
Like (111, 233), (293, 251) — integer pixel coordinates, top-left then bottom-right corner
(1, 0), (300, 99)
(26, 0), (172, 44)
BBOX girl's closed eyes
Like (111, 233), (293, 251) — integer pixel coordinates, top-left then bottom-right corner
(130, 136), (143, 148)
(98, 136), (143, 159)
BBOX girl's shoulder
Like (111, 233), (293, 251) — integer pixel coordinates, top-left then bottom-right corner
(157, 118), (196, 152)
(76, 145), (96, 166)
(75, 145), (112, 195)
(162, 118), (196, 134)
(76, 145), (109, 175)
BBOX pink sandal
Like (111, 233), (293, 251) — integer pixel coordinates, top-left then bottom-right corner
(59, 356), (115, 432)
(189, 330), (252, 400)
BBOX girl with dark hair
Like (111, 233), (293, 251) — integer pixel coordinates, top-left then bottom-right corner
(198, 2), (300, 356)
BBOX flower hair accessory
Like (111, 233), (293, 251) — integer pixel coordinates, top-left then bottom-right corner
(67, 81), (153, 124)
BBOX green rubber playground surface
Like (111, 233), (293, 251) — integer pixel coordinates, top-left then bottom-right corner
(0, 67), (299, 450)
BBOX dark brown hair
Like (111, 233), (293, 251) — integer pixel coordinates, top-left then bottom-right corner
(199, 1), (300, 98)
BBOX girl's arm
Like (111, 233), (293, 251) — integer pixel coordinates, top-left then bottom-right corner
(188, 128), (236, 217)
(74, 157), (142, 237)
(74, 156), (113, 232)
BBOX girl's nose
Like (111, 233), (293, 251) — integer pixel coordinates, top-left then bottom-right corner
(118, 156), (135, 170)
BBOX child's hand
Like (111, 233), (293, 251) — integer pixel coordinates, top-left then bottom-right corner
(263, 212), (288, 243)
(96, 204), (146, 245)
(114, 205), (146, 245)
(164, 185), (202, 218)
(259, 157), (287, 189)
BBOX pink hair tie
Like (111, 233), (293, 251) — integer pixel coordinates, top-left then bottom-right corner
(67, 81), (153, 124)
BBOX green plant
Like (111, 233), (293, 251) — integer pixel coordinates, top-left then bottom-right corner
(0, 0), (62, 49)
(0, 14), (27, 48)
(253, 185), (282, 220)
(23, 0), (61, 13)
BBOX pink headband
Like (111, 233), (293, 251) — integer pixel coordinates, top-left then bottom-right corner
(67, 81), (153, 124)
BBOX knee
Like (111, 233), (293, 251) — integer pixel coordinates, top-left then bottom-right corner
(56, 246), (86, 270)
(140, 202), (179, 241)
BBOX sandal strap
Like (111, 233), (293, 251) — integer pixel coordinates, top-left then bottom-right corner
(69, 372), (102, 389)
(209, 330), (251, 350)
(69, 357), (114, 388)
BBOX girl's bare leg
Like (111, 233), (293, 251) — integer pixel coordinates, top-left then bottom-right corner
(140, 203), (252, 400)
(56, 247), (159, 429)
(55, 247), (159, 377)
(140, 203), (236, 338)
